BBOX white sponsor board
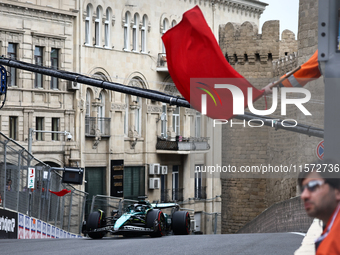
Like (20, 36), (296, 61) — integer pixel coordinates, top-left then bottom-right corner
(28, 167), (35, 189)
(16, 213), (82, 239)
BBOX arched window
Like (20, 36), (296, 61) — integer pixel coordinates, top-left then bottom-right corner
(171, 20), (177, 28)
(132, 14), (139, 52)
(124, 12), (131, 50)
(141, 15), (147, 53)
(125, 78), (145, 137)
(85, 4), (92, 45)
(86, 91), (91, 117)
(135, 96), (141, 135)
(95, 6), (102, 46)
(104, 8), (111, 48)
(173, 106), (180, 135)
(97, 92), (105, 133)
(195, 111), (201, 138)
(161, 103), (167, 137)
(162, 18), (169, 53)
(85, 90), (92, 135)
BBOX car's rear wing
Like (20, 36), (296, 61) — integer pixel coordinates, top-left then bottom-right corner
(151, 203), (179, 209)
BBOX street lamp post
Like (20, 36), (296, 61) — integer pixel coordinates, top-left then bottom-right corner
(28, 127), (72, 154)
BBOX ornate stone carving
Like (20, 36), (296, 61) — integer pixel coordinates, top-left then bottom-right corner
(111, 103), (126, 111)
(79, 99), (85, 111)
(163, 84), (181, 97)
(92, 129), (101, 149)
(147, 105), (162, 113)
(185, 108), (196, 116)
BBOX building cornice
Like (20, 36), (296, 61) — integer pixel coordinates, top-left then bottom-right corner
(206, 0), (267, 15)
(0, 0), (77, 17)
(0, 27), (25, 34)
(31, 31), (67, 40)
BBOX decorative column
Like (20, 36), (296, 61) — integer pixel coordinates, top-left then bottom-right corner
(128, 100), (138, 138)
(167, 105), (176, 141)
(91, 98), (101, 148)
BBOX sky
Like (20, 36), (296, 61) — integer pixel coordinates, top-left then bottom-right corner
(259, 0), (299, 38)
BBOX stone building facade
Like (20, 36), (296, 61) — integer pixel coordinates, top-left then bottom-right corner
(0, 0), (267, 234)
(219, 0), (323, 233)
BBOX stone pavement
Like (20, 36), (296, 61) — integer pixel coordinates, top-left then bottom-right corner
(294, 219), (323, 255)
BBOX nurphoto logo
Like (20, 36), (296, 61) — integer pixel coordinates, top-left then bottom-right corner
(190, 78), (312, 127)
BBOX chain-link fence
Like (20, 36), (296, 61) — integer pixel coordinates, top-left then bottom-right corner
(0, 132), (87, 235)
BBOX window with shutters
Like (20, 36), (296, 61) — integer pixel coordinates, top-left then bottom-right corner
(123, 166), (145, 199)
(52, 118), (59, 141)
(85, 4), (92, 45)
(141, 15), (148, 53)
(50, 48), (59, 89)
(8, 43), (17, 87)
(34, 46), (43, 88)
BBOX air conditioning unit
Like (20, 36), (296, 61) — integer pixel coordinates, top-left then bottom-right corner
(190, 220), (196, 231)
(161, 165), (168, 175)
(149, 178), (160, 189)
(67, 81), (80, 90)
(149, 163), (160, 175)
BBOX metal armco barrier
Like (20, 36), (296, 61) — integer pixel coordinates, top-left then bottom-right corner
(0, 132), (87, 237)
(237, 196), (313, 234)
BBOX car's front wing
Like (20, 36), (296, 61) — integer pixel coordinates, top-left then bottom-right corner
(83, 225), (155, 235)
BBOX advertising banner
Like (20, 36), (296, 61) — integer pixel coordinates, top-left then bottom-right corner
(30, 218), (36, 239)
(42, 222), (46, 238)
(0, 208), (17, 239)
(18, 213), (24, 239)
(36, 220), (42, 239)
(24, 215), (30, 239)
(47, 224), (51, 238)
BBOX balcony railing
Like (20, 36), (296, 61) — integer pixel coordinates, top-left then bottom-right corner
(85, 117), (111, 137)
(156, 136), (210, 151)
(195, 186), (207, 200)
(161, 189), (170, 203)
(172, 188), (184, 202)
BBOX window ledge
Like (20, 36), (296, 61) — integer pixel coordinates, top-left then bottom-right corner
(85, 134), (111, 138)
(124, 136), (144, 141)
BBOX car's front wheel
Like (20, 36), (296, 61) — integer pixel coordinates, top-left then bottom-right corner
(86, 210), (106, 239)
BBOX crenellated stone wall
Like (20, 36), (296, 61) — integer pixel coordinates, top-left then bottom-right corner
(219, 10), (323, 233)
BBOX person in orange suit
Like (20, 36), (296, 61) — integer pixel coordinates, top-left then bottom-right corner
(263, 50), (321, 94)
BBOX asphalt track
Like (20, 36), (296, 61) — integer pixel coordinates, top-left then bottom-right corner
(0, 232), (304, 255)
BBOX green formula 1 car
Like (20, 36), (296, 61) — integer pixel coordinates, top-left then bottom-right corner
(82, 197), (191, 239)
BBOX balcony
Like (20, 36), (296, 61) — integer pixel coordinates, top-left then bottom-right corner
(172, 188), (184, 202)
(85, 117), (111, 137)
(156, 136), (210, 154)
(195, 186), (207, 200)
(156, 53), (168, 72)
(161, 189), (170, 203)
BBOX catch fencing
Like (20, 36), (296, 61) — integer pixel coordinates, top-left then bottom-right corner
(0, 132), (87, 235)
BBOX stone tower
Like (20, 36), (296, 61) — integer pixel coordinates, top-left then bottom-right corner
(219, 0), (323, 233)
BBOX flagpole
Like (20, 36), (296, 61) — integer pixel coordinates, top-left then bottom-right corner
(268, 65), (301, 89)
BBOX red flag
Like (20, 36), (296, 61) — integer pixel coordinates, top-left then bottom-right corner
(162, 6), (264, 120)
(49, 189), (71, 197)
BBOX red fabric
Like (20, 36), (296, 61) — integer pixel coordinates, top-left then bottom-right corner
(162, 5), (263, 120)
(49, 189), (71, 197)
